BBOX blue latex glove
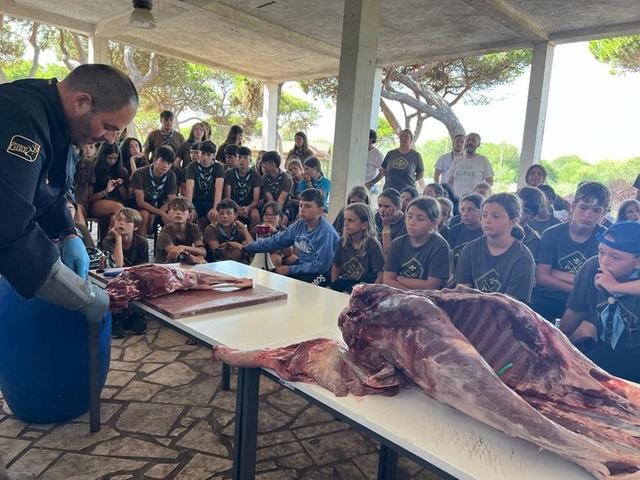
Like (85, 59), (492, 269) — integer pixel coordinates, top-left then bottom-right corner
(61, 235), (90, 279)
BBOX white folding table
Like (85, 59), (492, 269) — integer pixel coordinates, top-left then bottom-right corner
(101, 261), (593, 480)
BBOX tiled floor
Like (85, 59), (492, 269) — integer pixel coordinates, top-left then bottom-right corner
(0, 317), (439, 480)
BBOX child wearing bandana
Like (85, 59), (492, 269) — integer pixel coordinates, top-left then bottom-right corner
(560, 221), (640, 382)
(203, 199), (252, 262)
(223, 146), (262, 229)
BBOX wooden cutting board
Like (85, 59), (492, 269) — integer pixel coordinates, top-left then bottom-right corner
(139, 284), (287, 319)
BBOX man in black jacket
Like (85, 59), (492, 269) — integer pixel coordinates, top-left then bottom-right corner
(0, 64), (138, 478)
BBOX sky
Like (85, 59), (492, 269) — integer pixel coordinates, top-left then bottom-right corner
(296, 42), (640, 164)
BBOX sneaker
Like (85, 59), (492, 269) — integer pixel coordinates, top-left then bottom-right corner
(130, 312), (147, 335)
(111, 316), (125, 339)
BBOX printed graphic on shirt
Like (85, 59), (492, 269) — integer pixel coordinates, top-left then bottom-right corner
(392, 157), (408, 169)
(295, 237), (316, 257)
(7, 135), (40, 162)
(399, 257), (424, 279)
(559, 251), (588, 274)
(475, 268), (502, 293)
(342, 257), (365, 280)
(453, 242), (469, 261)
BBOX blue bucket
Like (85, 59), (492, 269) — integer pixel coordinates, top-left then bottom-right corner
(0, 276), (111, 423)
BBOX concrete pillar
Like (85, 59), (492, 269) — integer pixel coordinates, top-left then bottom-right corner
(262, 82), (280, 151)
(370, 67), (383, 129)
(518, 41), (555, 187)
(329, 0), (381, 218)
(87, 35), (109, 64)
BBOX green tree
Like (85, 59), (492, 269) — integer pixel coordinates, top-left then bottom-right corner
(301, 50), (531, 141)
(590, 35), (640, 73)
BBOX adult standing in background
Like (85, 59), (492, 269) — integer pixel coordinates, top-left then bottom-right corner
(216, 124), (244, 163)
(447, 132), (494, 197)
(143, 110), (185, 162)
(434, 133), (465, 183)
(286, 131), (314, 162)
(370, 129), (424, 193)
(364, 129), (384, 190)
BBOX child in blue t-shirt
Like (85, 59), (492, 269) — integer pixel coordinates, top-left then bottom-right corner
(297, 157), (331, 213)
(241, 188), (339, 286)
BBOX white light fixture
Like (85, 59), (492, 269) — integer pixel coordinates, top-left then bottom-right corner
(129, 0), (156, 29)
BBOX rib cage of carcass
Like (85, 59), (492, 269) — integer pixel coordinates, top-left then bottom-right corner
(213, 284), (640, 479)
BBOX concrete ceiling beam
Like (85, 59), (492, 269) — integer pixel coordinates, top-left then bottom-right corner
(550, 19), (640, 43)
(0, 0), (94, 34)
(460, 0), (548, 41)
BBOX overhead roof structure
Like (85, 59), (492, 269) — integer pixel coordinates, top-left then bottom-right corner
(2, 0), (640, 82)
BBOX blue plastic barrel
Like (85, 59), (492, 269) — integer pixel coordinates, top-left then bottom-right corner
(0, 276), (111, 423)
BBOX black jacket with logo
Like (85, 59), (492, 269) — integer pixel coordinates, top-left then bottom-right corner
(0, 78), (75, 297)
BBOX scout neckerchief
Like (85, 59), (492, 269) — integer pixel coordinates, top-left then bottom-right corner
(310, 173), (325, 190)
(216, 223), (238, 243)
(233, 168), (252, 204)
(160, 129), (177, 146)
(196, 162), (215, 196)
(263, 171), (283, 197)
(600, 269), (640, 349)
(147, 167), (168, 207)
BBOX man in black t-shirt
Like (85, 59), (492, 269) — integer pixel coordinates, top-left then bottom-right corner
(560, 221), (640, 382)
(532, 182), (610, 322)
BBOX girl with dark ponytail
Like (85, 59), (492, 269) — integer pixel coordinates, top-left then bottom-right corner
(454, 193), (535, 303)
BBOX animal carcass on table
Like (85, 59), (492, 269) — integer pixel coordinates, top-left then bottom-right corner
(213, 284), (640, 479)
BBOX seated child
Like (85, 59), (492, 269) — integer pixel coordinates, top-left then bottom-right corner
(332, 185), (369, 234)
(617, 199), (640, 222)
(517, 186), (544, 261)
(253, 201), (294, 268)
(455, 193), (535, 303)
(185, 140), (224, 230)
(130, 145), (178, 236)
(383, 197), (450, 290)
(331, 202), (384, 293)
(444, 193), (484, 269)
(532, 181), (609, 322)
(155, 197), (206, 264)
(102, 207), (149, 268)
(260, 151), (293, 211)
(298, 157), (331, 213)
(529, 184), (562, 236)
(102, 207), (150, 337)
(375, 188), (407, 258)
(284, 158), (304, 221)
(473, 181), (492, 198)
(65, 194), (95, 248)
(223, 146), (262, 229)
(436, 197), (453, 237)
(204, 199), (252, 262)
(240, 189), (339, 286)
(400, 186), (419, 212)
(423, 183), (444, 198)
(559, 221), (640, 382)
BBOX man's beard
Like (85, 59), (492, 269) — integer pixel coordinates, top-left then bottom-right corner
(68, 111), (96, 146)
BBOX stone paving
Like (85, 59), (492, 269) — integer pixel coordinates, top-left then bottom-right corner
(0, 317), (441, 480)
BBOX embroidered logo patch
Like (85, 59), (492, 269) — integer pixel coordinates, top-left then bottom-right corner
(7, 135), (41, 162)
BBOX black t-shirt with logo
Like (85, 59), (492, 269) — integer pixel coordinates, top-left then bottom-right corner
(130, 165), (177, 208)
(224, 168), (262, 206)
(381, 148), (424, 192)
(384, 233), (450, 281)
(455, 237), (535, 303)
(375, 212), (407, 244)
(568, 256), (640, 354)
(333, 237), (385, 283)
(522, 223), (541, 262)
(186, 161), (224, 203)
(443, 223), (484, 267)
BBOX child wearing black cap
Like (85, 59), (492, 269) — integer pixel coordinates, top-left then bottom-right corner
(559, 221), (640, 382)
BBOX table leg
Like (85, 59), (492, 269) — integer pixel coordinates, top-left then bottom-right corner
(222, 363), (231, 391)
(232, 367), (260, 480)
(88, 321), (101, 433)
(377, 443), (398, 480)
